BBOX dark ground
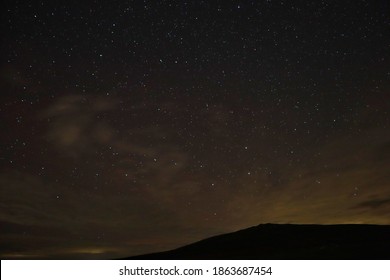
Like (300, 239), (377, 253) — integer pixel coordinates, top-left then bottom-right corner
(124, 224), (390, 260)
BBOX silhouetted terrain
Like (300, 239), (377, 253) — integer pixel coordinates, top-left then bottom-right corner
(125, 224), (390, 259)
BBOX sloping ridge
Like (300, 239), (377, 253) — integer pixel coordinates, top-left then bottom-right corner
(125, 224), (390, 259)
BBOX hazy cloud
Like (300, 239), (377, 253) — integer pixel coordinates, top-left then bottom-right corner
(353, 198), (390, 210)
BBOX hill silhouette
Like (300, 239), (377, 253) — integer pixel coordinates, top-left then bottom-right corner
(124, 224), (390, 259)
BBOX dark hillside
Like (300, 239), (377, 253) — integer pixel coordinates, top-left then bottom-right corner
(125, 224), (390, 259)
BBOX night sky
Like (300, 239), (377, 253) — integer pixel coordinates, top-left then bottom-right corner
(1, 0), (389, 259)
